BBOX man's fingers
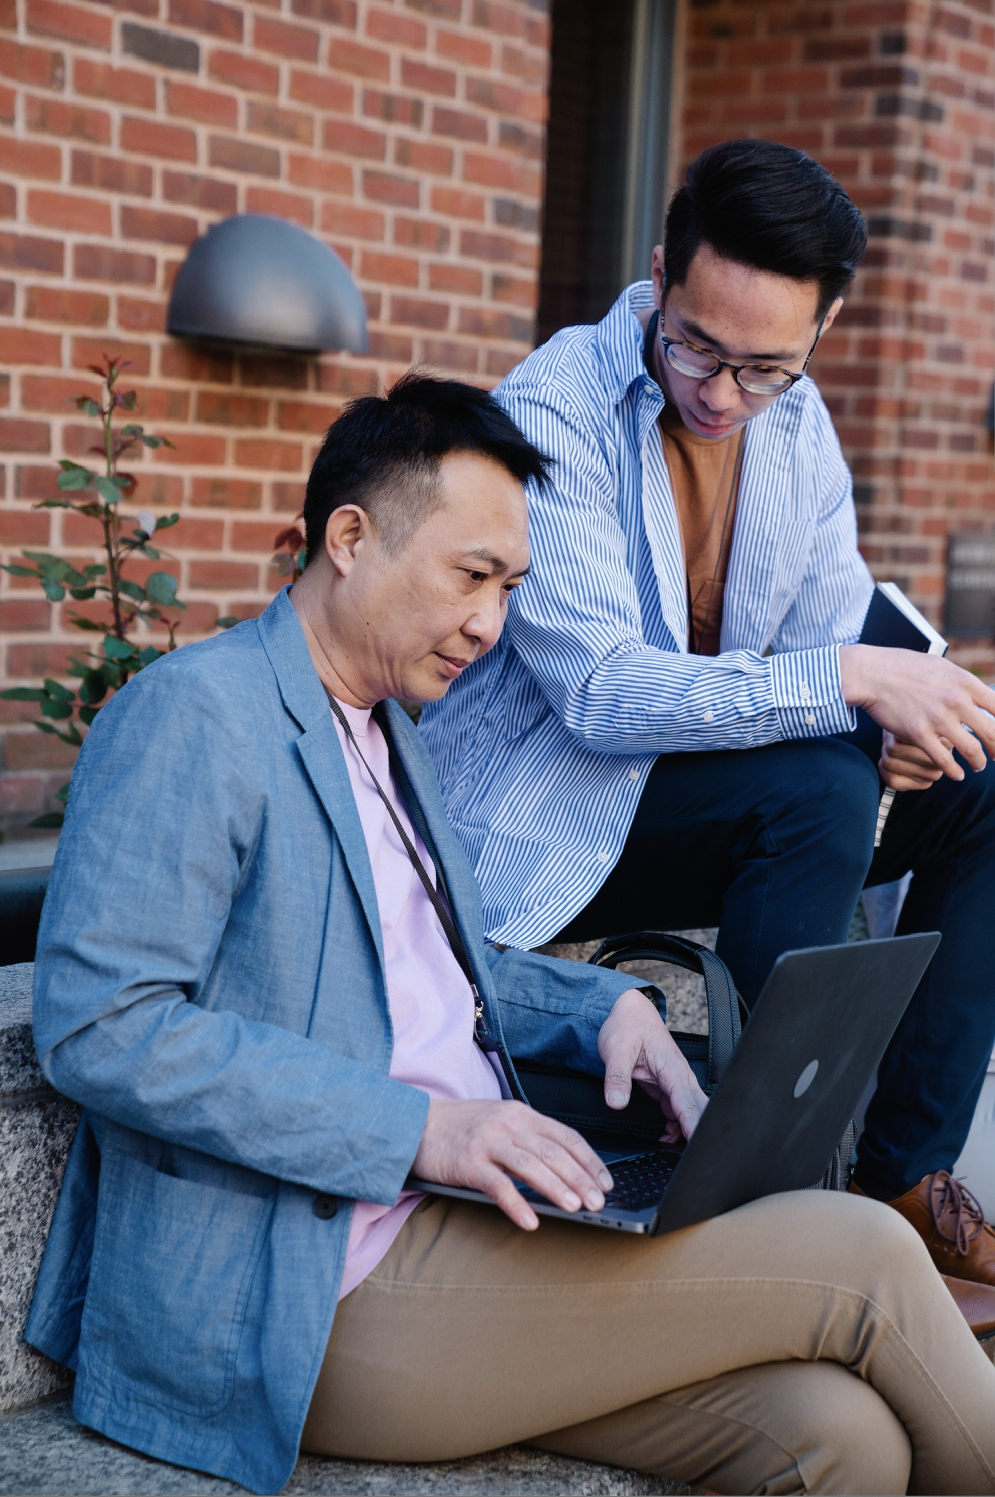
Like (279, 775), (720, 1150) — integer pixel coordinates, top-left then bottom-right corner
(476, 1163), (539, 1230)
(603, 1065), (634, 1111)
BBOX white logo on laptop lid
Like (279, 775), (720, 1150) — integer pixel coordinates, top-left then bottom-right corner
(793, 1060), (819, 1099)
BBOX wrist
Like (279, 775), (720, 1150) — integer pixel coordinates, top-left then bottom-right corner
(839, 643), (872, 708)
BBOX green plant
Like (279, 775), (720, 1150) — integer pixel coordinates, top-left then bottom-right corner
(0, 355), (232, 829)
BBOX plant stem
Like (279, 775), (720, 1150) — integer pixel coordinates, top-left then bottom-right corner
(101, 372), (127, 656)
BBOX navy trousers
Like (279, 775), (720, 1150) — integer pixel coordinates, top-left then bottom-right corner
(556, 731), (995, 1201)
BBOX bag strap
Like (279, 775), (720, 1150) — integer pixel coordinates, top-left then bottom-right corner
(324, 690), (494, 1051)
(588, 931), (745, 1090)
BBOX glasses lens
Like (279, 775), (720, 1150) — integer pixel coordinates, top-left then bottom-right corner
(665, 342), (719, 378)
(738, 368), (793, 395)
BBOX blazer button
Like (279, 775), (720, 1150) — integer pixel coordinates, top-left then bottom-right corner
(313, 1193), (338, 1220)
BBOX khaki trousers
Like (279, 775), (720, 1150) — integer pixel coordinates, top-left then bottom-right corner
(302, 1190), (995, 1496)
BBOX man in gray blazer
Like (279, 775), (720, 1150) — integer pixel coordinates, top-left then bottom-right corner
(27, 376), (995, 1496)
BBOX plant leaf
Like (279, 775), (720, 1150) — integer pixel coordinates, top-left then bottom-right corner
(117, 578), (147, 603)
(31, 811), (65, 829)
(55, 784), (70, 804)
(216, 616), (239, 629)
(0, 687), (46, 701)
(2, 563), (40, 578)
(75, 397), (102, 417)
(69, 616), (103, 631)
(102, 635), (136, 661)
(78, 669), (108, 705)
(42, 678), (74, 700)
(120, 423), (143, 436)
(155, 513), (180, 530)
(94, 476), (120, 505)
(78, 705), (100, 726)
(138, 646), (163, 668)
(144, 571), (180, 606)
(57, 466), (94, 491)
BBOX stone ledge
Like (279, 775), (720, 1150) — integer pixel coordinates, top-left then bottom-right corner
(0, 1399), (695, 1496)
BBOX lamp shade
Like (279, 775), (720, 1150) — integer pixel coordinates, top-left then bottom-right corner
(166, 213), (368, 354)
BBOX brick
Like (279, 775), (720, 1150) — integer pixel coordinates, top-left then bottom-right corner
(25, 95), (111, 144)
(289, 69), (353, 111)
(323, 119), (386, 159)
(363, 169), (419, 207)
(162, 170), (237, 212)
(25, 285), (108, 324)
(0, 39), (66, 90)
(0, 140), (56, 185)
(430, 185), (486, 220)
(432, 106), (488, 143)
(155, 431), (226, 463)
(239, 354), (309, 389)
(169, 0), (243, 41)
(0, 328), (62, 365)
(471, 0), (522, 36)
(291, 0), (356, 22)
(390, 294), (448, 330)
(166, 79), (239, 127)
(209, 49), (279, 95)
(232, 438), (302, 469)
(367, 8), (425, 47)
(72, 335), (151, 375)
(459, 228), (519, 262)
(188, 559), (259, 589)
(253, 16), (319, 62)
(394, 215), (449, 252)
(420, 337), (478, 372)
(161, 516), (223, 548)
(195, 391), (269, 426)
(401, 58), (456, 96)
(27, 0), (111, 48)
(428, 262), (481, 295)
(0, 509), (49, 544)
(74, 243), (156, 285)
(21, 373), (101, 409)
(190, 476), (262, 508)
(226, 519), (279, 550)
(247, 100), (313, 145)
(288, 154), (353, 194)
(245, 186), (313, 226)
(121, 22), (199, 71)
(363, 89), (424, 127)
(6, 642), (79, 677)
(27, 188), (111, 234)
(493, 197), (538, 231)
(131, 385), (188, 419)
(276, 401), (336, 432)
(321, 199), (385, 239)
(436, 28), (490, 67)
(121, 205), (199, 245)
(360, 249), (419, 285)
(72, 150), (153, 196)
(4, 733), (77, 770)
(160, 343), (233, 381)
(272, 479), (306, 512)
(492, 271), (536, 308)
(465, 76), (531, 117)
(0, 85), (14, 125)
(409, 0), (460, 17)
(0, 419), (49, 454)
(0, 279), (12, 314)
(395, 137), (452, 175)
(121, 116), (198, 162)
(73, 59), (155, 108)
(208, 135), (281, 176)
(329, 37), (390, 80)
(497, 121), (542, 158)
(0, 231), (63, 274)
(458, 304), (531, 341)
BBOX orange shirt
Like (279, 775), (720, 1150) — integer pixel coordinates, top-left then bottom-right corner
(659, 402), (744, 656)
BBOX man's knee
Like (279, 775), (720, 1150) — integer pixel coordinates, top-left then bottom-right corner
(757, 740), (879, 866)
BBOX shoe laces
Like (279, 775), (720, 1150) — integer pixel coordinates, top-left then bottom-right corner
(928, 1171), (987, 1255)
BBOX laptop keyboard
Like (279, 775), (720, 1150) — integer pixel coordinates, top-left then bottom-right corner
(602, 1151), (678, 1212)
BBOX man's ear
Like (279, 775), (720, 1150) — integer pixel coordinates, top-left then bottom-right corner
(651, 245), (666, 307)
(819, 296), (845, 337)
(323, 504), (373, 580)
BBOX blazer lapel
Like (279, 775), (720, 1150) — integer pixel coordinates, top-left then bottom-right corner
(257, 589), (384, 970)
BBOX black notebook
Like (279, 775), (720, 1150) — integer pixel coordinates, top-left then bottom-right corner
(860, 582), (948, 657)
(859, 584), (948, 846)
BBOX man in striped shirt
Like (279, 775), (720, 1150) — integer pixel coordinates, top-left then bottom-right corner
(423, 140), (995, 1289)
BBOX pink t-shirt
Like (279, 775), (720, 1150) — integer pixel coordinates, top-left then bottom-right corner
(333, 700), (502, 1300)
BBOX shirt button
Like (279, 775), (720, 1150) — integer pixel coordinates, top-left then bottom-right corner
(628, 768), (640, 781)
(596, 851), (610, 864)
(313, 1194), (338, 1220)
(804, 713), (817, 726)
(800, 682), (811, 699)
(703, 710), (715, 723)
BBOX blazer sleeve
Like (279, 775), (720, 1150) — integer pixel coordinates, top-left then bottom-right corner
(484, 945), (634, 1074)
(32, 657), (428, 1208)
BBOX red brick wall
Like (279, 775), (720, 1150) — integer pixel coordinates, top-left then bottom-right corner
(0, 0), (549, 832)
(683, 0), (995, 674)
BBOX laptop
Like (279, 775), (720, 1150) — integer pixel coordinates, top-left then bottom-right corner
(412, 934), (940, 1236)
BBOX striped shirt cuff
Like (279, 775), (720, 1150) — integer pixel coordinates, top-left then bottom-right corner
(770, 645), (856, 738)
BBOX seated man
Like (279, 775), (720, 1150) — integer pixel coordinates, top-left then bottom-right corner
(27, 375), (995, 1497)
(422, 140), (995, 1288)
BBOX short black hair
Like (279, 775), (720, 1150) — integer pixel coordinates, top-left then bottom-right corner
(303, 371), (551, 563)
(664, 139), (867, 323)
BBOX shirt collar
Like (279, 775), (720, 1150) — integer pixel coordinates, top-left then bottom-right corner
(595, 280), (663, 407)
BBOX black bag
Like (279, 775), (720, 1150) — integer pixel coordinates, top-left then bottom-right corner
(515, 931), (855, 1192)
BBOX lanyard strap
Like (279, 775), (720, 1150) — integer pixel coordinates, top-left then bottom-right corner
(325, 690), (493, 1047)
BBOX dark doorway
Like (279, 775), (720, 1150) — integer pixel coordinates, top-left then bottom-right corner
(537, 0), (677, 346)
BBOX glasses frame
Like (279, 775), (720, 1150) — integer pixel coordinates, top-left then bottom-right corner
(658, 317), (824, 397)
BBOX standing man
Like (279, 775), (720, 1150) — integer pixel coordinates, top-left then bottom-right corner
(422, 140), (995, 1285)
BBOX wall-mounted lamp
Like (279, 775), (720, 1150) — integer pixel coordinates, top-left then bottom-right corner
(166, 213), (368, 355)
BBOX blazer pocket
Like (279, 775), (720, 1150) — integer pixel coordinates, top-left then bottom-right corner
(80, 1150), (272, 1417)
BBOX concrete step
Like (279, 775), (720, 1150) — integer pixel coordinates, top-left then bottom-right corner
(0, 1399), (695, 1497)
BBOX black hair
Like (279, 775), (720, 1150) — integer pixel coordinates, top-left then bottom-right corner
(303, 370), (551, 563)
(664, 139), (867, 323)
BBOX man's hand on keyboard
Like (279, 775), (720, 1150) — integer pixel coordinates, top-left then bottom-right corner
(598, 988), (709, 1144)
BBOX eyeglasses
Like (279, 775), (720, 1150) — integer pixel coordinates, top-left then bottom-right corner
(659, 320), (823, 397)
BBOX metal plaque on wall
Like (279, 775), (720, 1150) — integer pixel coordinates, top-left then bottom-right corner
(945, 534), (995, 638)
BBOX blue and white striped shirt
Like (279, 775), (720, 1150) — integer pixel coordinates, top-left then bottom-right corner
(421, 282), (874, 949)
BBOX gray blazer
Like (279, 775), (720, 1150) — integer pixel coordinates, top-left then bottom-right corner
(26, 587), (633, 1493)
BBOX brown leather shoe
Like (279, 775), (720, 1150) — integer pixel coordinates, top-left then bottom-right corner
(851, 1172), (995, 1288)
(940, 1274), (995, 1339)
